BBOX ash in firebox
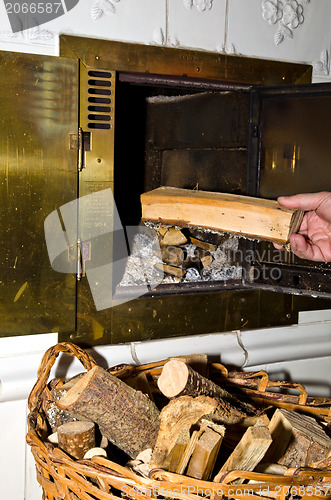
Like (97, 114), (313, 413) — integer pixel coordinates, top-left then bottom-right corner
(118, 223), (242, 288)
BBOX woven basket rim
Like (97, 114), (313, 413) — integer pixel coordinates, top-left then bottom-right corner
(26, 342), (331, 500)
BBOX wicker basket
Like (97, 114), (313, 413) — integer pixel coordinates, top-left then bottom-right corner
(26, 342), (331, 500)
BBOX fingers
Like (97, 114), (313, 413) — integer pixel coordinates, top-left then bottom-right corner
(277, 192), (329, 211)
(289, 233), (325, 261)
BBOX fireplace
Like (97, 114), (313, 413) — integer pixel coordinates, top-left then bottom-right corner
(1, 36), (331, 344)
(113, 74), (251, 296)
(112, 70), (331, 300)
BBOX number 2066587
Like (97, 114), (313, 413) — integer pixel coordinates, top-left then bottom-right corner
(5, 2), (62, 14)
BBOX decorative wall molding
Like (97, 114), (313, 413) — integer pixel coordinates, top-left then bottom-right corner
(0, 30), (24, 41)
(262, 0), (310, 46)
(151, 28), (165, 46)
(183, 0), (213, 12)
(168, 34), (180, 48)
(0, 25), (54, 43)
(217, 42), (236, 55)
(313, 49), (329, 77)
(91, 0), (120, 21)
(28, 25), (54, 42)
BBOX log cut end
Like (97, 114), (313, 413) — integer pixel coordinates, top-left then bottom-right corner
(57, 366), (96, 408)
(157, 359), (189, 398)
(57, 421), (95, 460)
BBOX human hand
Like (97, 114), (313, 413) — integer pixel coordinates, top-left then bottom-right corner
(276, 192), (331, 262)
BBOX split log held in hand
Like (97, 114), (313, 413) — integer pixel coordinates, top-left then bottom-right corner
(57, 365), (160, 459)
(141, 187), (304, 246)
(157, 359), (255, 424)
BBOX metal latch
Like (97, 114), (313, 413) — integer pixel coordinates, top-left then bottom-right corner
(69, 128), (91, 171)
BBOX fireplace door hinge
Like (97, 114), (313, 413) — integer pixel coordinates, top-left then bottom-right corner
(76, 239), (83, 280)
(76, 239), (91, 280)
(69, 127), (91, 171)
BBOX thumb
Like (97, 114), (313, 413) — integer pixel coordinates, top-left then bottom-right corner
(277, 192), (328, 212)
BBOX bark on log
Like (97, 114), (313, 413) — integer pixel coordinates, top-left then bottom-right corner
(57, 421), (95, 460)
(150, 395), (218, 469)
(43, 375), (83, 431)
(57, 365), (160, 459)
(168, 354), (209, 378)
(157, 359), (254, 424)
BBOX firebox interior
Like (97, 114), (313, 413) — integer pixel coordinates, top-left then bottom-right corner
(114, 76), (251, 227)
(113, 76), (253, 294)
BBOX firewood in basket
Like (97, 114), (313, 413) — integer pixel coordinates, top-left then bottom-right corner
(150, 395), (218, 469)
(213, 419), (272, 484)
(222, 413), (270, 450)
(186, 423), (225, 480)
(42, 374), (83, 431)
(83, 447), (107, 459)
(57, 421), (96, 460)
(168, 424), (191, 472)
(157, 359), (255, 424)
(56, 365), (160, 459)
(168, 354), (209, 378)
(176, 427), (204, 475)
(264, 408), (331, 468)
(125, 371), (155, 402)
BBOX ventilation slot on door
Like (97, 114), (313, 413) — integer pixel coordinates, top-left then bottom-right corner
(87, 70), (112, 130)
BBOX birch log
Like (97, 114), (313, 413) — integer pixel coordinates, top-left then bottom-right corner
(157, 359), (254, 424)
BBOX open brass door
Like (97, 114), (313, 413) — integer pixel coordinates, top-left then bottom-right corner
(0, 51), (79, 336)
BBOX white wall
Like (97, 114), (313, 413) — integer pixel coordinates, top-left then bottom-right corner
(0, 1), (331, 498)
(0, 0), (329, 82)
